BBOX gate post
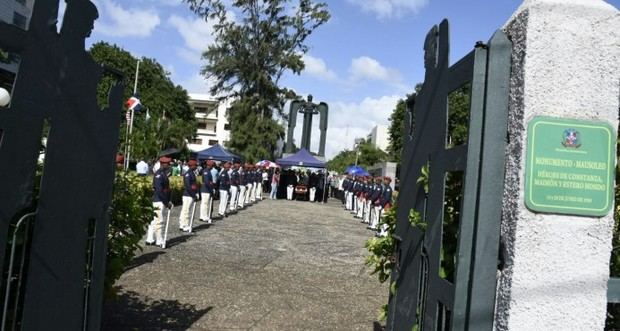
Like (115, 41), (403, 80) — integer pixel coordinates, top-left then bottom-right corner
(496, 0), (619, 330)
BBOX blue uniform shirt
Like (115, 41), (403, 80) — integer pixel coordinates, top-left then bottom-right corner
(219, 169), (231, 190)
(183, 169), (199, 199)
(202, 168), (214, 194)
(153, 169), (171, 205)
(381, 184), (393, 208)
(231, 168), (240, 186)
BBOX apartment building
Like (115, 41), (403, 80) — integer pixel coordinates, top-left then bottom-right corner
(187, 93), (231, 152)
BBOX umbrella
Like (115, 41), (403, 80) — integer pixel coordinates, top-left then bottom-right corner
(345, 165), (366, 175)
(256, 160), (279, 168)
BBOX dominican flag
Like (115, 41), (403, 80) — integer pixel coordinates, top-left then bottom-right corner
(125, 95), (143, 112)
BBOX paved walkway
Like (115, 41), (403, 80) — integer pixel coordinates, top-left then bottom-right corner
(102, 198), (387, 330)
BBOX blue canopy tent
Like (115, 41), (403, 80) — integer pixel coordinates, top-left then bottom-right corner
(196, 144), (242, 163)
(345, 165), (367, 175)
(276, 148), (326, 168)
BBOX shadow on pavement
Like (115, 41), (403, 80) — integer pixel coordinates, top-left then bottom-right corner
(102, 290), (211, 330)
(124, 251), (166, 272)
(166, 234), (194, 248)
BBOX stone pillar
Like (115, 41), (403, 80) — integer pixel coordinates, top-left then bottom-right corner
(497, 0), (619, 330)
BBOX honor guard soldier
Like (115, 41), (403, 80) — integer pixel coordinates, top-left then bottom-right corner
(378, 177), (394, 237)
(343, 175), (351, 210)
(368, 177), (384, 230)
(238, 164), (248, 209)
(147, 156), (172, 247)
(255, 166), (263, 201)
(363, 177), (373, 223)
(229, 162), (241, 212)
(243, 164), (251, 205)
(352, 177), (360, 215)
(199, 160), (215, 224)
(250, 166), (258, 203)
(355, 177), (365, 219)
(218, 162), (231, 217)
(179, 159), (199, 232)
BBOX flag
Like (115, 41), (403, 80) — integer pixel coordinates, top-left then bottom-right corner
(125, 94), (142, 112)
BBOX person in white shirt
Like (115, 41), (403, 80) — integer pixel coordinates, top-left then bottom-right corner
(136, 159), (149, 176)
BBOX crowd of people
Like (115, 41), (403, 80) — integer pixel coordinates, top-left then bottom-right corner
(146, 155), (273, 248)
(339, 174), (393, 237)
(279, 169), (330, 202)
(123, 153), (393, 247)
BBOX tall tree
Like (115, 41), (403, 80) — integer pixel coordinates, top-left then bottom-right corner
(327, 140), (387, 173)
(184, 0), (330, 162)
(387, 85), (421, 163)
(90, 42), (196, 162)
(387, 98), (406, 163)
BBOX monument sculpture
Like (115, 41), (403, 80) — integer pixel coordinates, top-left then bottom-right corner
(0, 0), (124, 329)
(285, 94), (328, 157)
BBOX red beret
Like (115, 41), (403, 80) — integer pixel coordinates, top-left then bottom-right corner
(223, 162), (231, 168)
(115, 153), (124, 164)
(159, 156), (172, 163)
(384, 176), (392, 182)
(188, 159), (197, 167)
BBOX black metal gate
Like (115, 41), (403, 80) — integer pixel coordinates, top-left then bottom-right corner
(387, 20), (511, 330)
(0, 1), (123, 330)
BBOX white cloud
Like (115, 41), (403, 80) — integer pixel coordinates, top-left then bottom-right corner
(346, 0), (429, 19)
(168, 15), (216, 53)
(93, 0), (161, 38)
(289, 95), (400, 159)
(302, 54), (337, 80)
(167, 15), (217, 67)
(176, 47), (204, 66)
(349, 56), (402, 83)
(178, 73), (217, 95)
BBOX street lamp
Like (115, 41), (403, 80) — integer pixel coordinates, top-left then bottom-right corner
(353, 137), (364, 165)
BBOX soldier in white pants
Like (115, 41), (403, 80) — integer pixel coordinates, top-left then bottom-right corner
(255, 167), (263, 200)
(309, 186), (316, 202)
(244, 165), (254, 205)
(287, 184), (294, 200)
(199, 160), (215, 224)
(147, 156), (172, 247)
(377, 177), (393, 237)
(229, 162), (241, 212)
(218, 162), (231, 217)
(179, 159), (199, 232)
(237, 164), (247, 209)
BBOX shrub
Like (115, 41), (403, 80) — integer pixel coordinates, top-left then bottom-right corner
(105, 172), (154, 298)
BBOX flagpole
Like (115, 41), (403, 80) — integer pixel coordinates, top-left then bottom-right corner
(125, 60), (140, 170)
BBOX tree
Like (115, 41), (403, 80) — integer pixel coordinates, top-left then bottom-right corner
(89, 42), (196, 161)
(387, 98), (406, 163)
(184, 0), (330, 162)
(327, 140), (387, 173)
(387, 85), (421, 163)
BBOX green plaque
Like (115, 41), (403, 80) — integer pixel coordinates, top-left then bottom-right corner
(525, 116), (615, 216)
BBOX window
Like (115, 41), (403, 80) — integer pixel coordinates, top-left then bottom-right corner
(191, 138), (203, 144)
(224, 124), (231, 131)
(208, 140), (218, 146)
(13, 12), (27, 30)
(197, 122), (207, 130)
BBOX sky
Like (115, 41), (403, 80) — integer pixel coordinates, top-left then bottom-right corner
(76, 0), (620, 159)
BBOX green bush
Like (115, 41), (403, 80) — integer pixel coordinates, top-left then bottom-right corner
(105, 172), (154, 298)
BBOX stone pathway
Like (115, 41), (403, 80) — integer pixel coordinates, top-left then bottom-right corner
(102, 198), (387, 330)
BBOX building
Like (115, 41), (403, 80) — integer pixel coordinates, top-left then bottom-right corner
(368, 124), (389, 152)
(0, 0), (34, 91)
(186, 93), (231, 152)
